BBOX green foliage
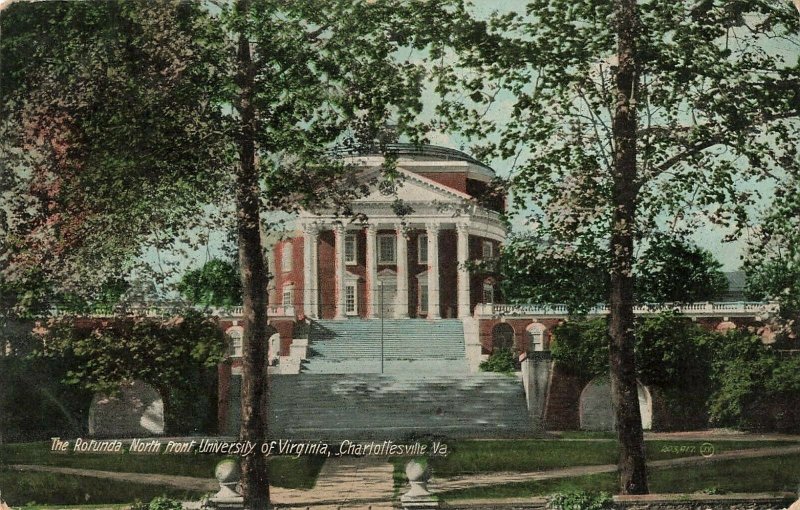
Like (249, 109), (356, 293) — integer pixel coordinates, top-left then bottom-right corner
(744, 177), (800, 342)
(479, 347), (516, 373)
(549, 319), (609, 379)
(497, 234), (728, 311)
(146, 496), (183, 510)
(177, 259), (242, 308)
(496, 235), (608, 313)
(0, 355), (94, 442)
(706, 331), (800, 432)
(38, 310), (226, 434)
(546, 490), (613, 510)
(550, 316), (800, 432)
(635, 235), (728, 303)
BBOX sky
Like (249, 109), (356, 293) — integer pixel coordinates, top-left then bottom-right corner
(4, 0), (797, 279)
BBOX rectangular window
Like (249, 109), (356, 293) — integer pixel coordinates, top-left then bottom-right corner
(483, 283), (494, 304)
(482, 240), (494, 259)
(418, 234), (428, 264)
(378, 234), (396, 264)
(281, 243), (293, 272)
(229, 332), (243, 357)
(345, 284), (357, 314)
(419, 283), (429, 313)
(345, 234), (357, 265)
(282, 288), (293, 307)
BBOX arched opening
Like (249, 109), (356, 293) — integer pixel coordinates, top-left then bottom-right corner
(88, 380), (164, 437)
(579, 377), (652, 431)
(491, 322), (515, 352)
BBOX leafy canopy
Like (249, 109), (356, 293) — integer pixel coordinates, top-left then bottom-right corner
(496, 234), (728, 310)
(177, 259), (242, 308)
(430, 0), (799, 269)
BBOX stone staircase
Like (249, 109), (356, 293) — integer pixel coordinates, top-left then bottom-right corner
(268, 372), (534, 440)
(302, 319), (468, 374)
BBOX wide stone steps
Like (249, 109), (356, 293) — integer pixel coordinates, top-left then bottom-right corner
(303, 319), (466, 374)
(268, 372), (533, 440)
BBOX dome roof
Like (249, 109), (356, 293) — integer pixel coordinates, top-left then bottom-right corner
(334, 143), (496, 180)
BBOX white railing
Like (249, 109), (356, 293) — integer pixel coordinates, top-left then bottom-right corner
(475, 301), (779, 318)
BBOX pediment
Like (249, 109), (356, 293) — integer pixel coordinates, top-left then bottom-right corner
(355, 167), (471, 205)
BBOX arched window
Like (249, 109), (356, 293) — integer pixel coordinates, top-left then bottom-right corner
(526, 323), (546, 352)
(281, 242), (293, 272)
(226, 328), (243, 358)
(491, 322), (515, 351)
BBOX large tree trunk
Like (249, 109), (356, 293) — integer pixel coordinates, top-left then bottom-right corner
(234, 0), (271, 507)
(610, 0), (648, 495)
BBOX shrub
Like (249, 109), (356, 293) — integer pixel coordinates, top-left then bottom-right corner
(479, 348), (516, 373)
(546, 490), (613, 510)
(147, 497), (183, 510)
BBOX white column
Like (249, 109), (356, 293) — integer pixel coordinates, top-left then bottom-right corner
(334, 224), (346, 320)
(366, 224), (378, 319)
(457, 222), (470, 318)
(426, 222), (441, 319)
(303, 225), (314, 318)
(395, 223), (409, 318)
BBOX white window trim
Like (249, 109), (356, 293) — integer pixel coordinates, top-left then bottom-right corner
(345, 283), (358, 315)
(282, 283), (294, 307)
(344, 233), (357, 265)
(281, 243), (293, 272)
(226, 327), (244, 358)
(416, 271), (429, 314)
(378, 234), (396, 264)
(482, 240), (494, 259)
(418, 234), (428, 264)
(483, 282), (494, 304)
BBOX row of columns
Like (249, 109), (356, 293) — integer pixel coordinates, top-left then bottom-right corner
(302, 222), (472, 320)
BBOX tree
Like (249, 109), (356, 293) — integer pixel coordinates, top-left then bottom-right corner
(744, 173), (800, 342)
(178, 259), (243, 308)
(39, 311), (226, 434)
(496, 234), (608, 313)
(635, 235), (728, 303)
(433, 0), (799, 494)
(497, 233), (727, 310)
(2, 1), (456, 506)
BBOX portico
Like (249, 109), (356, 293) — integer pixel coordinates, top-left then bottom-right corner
(297, 216), (503, 320)
(268, 145), (507, 321)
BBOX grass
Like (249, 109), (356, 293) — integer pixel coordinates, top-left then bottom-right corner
(0, 442), (219, 478)
(0, 441), (325, 490)
(389, 438), (797, 480)
(0, 467), (206, 506)
(438, 453), (800, 500)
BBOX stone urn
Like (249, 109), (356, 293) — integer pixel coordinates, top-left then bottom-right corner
(402, 458), (436, 504)
(214, 458), (242, 498)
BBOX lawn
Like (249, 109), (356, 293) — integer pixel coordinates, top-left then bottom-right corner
(0, 467), (206, 506)
(389, 438), (797, 479)
(0, 441), (326, 504)
(0, 441), (325, 489)
(437, 453), (800, 500)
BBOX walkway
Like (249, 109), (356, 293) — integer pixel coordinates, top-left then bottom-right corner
(430, 444), (800, 493)
(8, 443), (800, 505)
(7, 456), (395, 508)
